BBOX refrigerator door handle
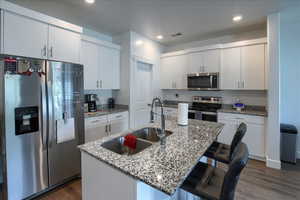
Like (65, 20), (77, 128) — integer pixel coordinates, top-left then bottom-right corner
(41, 65), (48, 151)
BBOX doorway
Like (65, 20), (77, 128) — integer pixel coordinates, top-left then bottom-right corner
(131, 58), (154, 129)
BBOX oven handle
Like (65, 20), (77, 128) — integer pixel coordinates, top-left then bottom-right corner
(188, 110), (217, 116)
(200, 111), (217, 116)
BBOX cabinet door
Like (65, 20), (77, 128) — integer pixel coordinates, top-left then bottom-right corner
(160, 56), (175, 89)
(160, 55), (187, 89)
(174, 54), (188, 89)
(85, 119), (108, 143)
(110, 118), (129, 135)
(188, 52), (203, 73)
(220, 47), (241, 90)
(243, 123), (265, 158)
(48, 25), (81, 63)
(80, 40), (100, 90)
(203, 49), (220, 73)
(3, 12), (48, 59)
(217, 119), (237, 145)
(241, 44), (265, 90)
(99, 46), (120, 89)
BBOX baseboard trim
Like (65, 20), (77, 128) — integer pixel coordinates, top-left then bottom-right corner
(266, 157), (281, 169)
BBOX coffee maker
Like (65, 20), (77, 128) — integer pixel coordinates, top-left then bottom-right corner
(85, 94), (98, 112)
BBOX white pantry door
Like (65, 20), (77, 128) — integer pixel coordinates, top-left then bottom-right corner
(132, 59), (153, 129)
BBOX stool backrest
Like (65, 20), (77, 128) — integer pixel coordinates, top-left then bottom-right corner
(229, 123), (247, 160)
(220, 143), (249, 200)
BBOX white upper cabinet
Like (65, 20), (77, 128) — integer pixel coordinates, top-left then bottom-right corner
(188, 49), (220, 73)
(80, 38), (121, 90)
(203, 49), (221, 73)
(1, 3), (82, 63)
(241, 44), (265, 90)
(188, 52), (203, 73)
(221, 47), (241, 90)
(221, 44), (266, 90)
(160, 54), (188, 89)
(48, 25), (81, 64)
(99, 46), (120, 89)
(80, 40), (99, 90)
(3, 12), (48, 59)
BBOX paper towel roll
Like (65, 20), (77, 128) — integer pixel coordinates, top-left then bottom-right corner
(177, 103), (188, 126)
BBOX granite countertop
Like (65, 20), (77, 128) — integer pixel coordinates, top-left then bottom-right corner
(79, 119), (224, 195)
(84, 105), (128, 118)
(218, 105), (267, 117)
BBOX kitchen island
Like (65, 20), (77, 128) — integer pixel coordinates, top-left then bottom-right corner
(79, 119), (224, 200)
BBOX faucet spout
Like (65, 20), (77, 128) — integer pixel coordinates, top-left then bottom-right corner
(150, 97), (166, 147)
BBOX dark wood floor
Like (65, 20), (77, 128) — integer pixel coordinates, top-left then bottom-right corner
(37, 159), (300, 200)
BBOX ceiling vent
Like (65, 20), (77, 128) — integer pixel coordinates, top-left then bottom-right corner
(171, 32), (183, 37)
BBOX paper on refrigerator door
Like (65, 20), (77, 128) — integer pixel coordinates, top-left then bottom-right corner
(56, 118), (75, 144)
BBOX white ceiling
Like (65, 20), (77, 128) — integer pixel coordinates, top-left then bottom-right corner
(7, 0), (300, 46)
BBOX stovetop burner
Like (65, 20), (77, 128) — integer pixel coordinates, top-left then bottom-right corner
(191, 96), (222, 112)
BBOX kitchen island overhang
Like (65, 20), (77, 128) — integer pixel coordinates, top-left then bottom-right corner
(79, 119), (224, 199)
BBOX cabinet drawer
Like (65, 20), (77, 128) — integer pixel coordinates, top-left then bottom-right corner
(108, 111), (129, 121)
(218, 112), (265, 125)
(85, 116), (108, 127)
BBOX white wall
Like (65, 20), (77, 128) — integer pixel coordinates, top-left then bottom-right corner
(163, 90), (267, 106)
(279, 6), (300, 159)
(82, 28), (113, 42)
(164, 29), (267, 52)
(130, 32), (163, 98)
(266, 14), (281, 169)
(113, 31), (164, 128)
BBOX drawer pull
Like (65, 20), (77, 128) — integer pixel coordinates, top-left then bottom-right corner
(90, 120), (101, 123)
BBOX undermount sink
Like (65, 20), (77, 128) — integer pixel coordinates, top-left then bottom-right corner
(101, 136), (152, 155)
(133, 127), (173, 142)
(101, 128), (173, 155)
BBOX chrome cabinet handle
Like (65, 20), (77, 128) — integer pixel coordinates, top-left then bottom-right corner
(109, 124), (111, 132)
(42, 45), (47, 57)
(105, 125), (108, 133)
(90, 120), (101, 124)
(96, 80), (99, 88)
(242, 81), (245, 89)
(49, 47), (53, 57)
(100, 80), (103, 88)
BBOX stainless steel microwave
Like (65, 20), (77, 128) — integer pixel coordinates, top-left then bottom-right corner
(187, 73), (219, 90)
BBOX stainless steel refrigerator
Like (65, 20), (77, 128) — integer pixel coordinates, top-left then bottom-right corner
(0, 55), (84, 200)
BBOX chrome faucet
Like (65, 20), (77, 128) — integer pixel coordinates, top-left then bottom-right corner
(150, 97), (166, 146)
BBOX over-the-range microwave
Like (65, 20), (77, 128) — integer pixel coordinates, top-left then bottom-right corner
(187, 72), (219, 90)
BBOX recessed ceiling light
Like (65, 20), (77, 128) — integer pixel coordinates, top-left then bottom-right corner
(85, 0), (95, 4)
(156, 35), (164, 40)
(135, 40), (144, 46)
(233, 15), (243, 22)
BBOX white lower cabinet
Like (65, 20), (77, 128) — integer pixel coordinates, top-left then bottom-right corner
(84, 111), (129, 143)
(85, 115), (108, 143)
(217, 112), (266, 159)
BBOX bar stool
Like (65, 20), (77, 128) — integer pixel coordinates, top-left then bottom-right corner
(181, 143), (249, 200)
(204, 123), (247, 164)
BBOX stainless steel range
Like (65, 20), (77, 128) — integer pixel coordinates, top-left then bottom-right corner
(188, 96), (222, 122)
(0, 55), (84, 200)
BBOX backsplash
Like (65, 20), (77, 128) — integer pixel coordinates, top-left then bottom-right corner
(84, 90), (118, 105)
(162, 90), (267, 106)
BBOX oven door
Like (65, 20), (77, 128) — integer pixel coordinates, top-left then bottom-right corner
(187, 73), (219, 90)
(201, 112), (218, 122)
